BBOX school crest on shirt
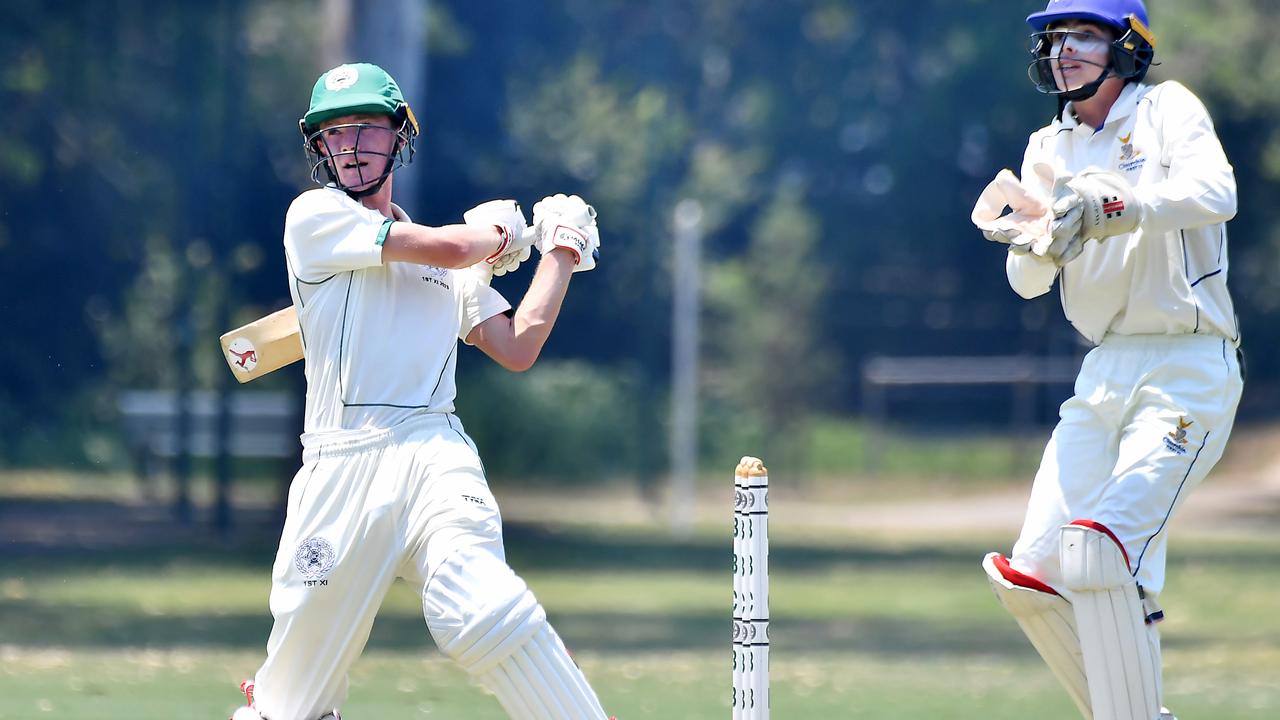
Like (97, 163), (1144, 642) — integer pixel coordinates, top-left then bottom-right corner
(294, 537), (336, 586)
(1163, 416), (1194, 455)
(1118, 132), (1146, 173)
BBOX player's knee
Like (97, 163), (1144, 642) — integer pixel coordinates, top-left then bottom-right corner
(1059, 519), (1135, 591)
(422, 546), (545, 674)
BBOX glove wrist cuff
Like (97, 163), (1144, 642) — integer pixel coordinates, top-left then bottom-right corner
(484, 224), (511, 264)
(544, 223), (588, 265)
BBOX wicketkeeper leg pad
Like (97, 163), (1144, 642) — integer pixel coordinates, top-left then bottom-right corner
(423, 547), (607, 720)
(1060, 521), (1162, 720)
(983, 552), (1091, 718)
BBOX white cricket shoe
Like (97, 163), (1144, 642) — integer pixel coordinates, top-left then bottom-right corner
(1159, 708), (1177, 720)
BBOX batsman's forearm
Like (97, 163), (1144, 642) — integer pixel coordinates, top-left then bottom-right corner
(382, 222), (505, 268)
(505, 251), (575, 368)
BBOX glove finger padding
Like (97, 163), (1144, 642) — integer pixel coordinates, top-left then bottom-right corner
(971, 168), (1052, 256)
(492, 245), (531, 277)
(1054, 169), (1140, 241)
(532, 193), (596, 230)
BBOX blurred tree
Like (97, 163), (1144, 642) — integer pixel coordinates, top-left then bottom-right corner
(3, 0), (1278, 474)
(703, 185), (834, 471)
(1154, 0), (1280, 408)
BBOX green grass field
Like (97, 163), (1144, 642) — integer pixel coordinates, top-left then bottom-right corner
(1, 471), (1277, 719)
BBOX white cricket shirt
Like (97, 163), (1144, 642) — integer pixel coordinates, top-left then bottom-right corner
(283, 187), (510, 438)
(1006, 81), (1239, 346)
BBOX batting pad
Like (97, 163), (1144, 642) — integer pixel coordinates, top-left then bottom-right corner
(424, 548), (607, 720)
(1060, 521), (1161, 720)
(983, 552), (1091, 719)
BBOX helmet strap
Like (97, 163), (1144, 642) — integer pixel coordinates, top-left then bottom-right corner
(342, 154), (396, 199)
(1060, 68), (1113, 102)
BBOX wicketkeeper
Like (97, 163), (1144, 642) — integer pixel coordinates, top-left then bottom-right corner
(973, 2), (1243, 719)
(229, 62), (610, 720)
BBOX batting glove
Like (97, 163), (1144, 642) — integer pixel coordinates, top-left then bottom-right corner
(463, 199), (536, 280)
(532, 193), (601, 273)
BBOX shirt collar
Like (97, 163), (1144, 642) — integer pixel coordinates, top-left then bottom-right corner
(1057, 82), (1144, 132)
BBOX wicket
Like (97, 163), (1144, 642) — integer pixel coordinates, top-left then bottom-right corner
(732, 456), (769, 719)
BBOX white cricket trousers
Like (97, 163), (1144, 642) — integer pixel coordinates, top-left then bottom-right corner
(252, 412), (513, 720)
(1010, 334), (1243, 599)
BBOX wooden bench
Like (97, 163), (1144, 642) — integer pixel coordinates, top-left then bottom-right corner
(860, 355), (1081, 472)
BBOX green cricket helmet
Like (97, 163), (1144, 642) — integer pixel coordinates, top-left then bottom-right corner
(299, 63), (420, 197)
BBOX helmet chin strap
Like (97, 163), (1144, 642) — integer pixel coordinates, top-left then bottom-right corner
(342, 154), (396, 199)
(1060, 67), (1114, 102)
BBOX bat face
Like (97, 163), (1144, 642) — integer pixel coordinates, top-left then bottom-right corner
(219, 306), (304, 383)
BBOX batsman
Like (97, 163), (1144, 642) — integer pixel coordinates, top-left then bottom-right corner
(974, 2), (1243, 719)
(229, 63), (610, 720)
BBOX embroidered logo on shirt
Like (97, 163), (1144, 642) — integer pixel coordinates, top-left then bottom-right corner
(420, 265), (452, 290)
(1163, 416), (1194, 455)
(1118, 132), (1146, 173)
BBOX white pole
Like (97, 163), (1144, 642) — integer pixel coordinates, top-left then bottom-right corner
(323, 0), (426, 203)
(670, 199), (704, 538)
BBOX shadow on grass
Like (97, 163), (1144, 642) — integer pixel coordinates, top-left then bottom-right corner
(6, 497), (1278, 573)
(0, 593), (1072, 657)
(3, 497), (1277, 659)
(0, 591), (1245, 662)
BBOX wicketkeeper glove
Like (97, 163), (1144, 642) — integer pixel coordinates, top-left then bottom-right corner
(1050, 169), (1141, 244)
(532, 193), (601, 273)
(971, 167), (1053, 256)
(463, 199), (535, 282)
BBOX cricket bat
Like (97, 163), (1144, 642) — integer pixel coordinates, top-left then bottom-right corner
(220, 220), (545, 383)
(219, 305), (304, 383)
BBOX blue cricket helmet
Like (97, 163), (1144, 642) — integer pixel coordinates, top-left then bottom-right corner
(1025, 0), (1157, 100)
(1027, 0), (1149, 32)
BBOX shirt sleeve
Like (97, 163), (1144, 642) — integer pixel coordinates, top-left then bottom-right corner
(455, 269), (512, 344)
(1005, 251), (1059, 299)
(1003, 132), (1060, 299)
(284, 189), (390, 281)
(1133, 81), (1238, 237)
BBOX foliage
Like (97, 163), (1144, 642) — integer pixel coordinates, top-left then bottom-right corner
(4, 0), (1280, 469)
(455, 359), (648, 483)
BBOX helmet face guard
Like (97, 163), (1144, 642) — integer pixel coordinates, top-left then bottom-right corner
(300, 111), (418, 198)
(1025, 9), (1156, 101)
